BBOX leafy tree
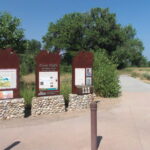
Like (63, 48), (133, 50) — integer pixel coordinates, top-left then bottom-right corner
(112, 25), (145, 68)
(43, 8), (126, 63)
(25, 39), (41, 54)
(0, 12), (25, 53)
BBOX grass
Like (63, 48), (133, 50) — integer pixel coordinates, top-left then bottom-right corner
(142, 73), (150, 80)
(119, 67), (150, 83)
(20, 82), (35, 107)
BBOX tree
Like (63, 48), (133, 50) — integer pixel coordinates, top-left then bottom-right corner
(112, 25), (145, 68)
(43, 8), (126, 63)
(25, 39), (41, 54)
(43, 8), (145, 67)
(0, 12), (25, 53)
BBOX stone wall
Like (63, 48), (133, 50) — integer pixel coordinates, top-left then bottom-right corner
(32, 95), (65, 116)
(68, 94), (93, 111)
(0, 98), (25, 120)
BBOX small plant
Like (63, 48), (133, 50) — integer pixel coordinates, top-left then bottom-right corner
(60, 73), (71, 108)
(131, 72), (139, 78)
(20, 82), (35, 107)
(142, 73), (150, 80)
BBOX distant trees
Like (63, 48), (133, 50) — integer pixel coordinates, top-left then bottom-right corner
(25, 39), (41, 54)
(0, 9), (149, 72)
(0, 12), (26, 53)
(43, 8), (147, 68)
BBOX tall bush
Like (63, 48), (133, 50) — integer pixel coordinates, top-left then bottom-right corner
(93, 50), (120, 97)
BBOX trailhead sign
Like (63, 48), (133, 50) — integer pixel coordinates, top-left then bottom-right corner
(72, 51), (94, 94)
(0, 49), (20, 99)
(35, 50), (61, 96)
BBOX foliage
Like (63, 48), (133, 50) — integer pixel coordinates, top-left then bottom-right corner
(43, 8), (146, 68)
(93, 50), (120, 97)
(20, 39), (41, 75)
(112, 25), (146, 68)
(20, 53), (36, 75)
(60, 73), (71, 107)
(20, 82), (35, 106)
(131, 72), (139, 78)
(60, 64), (72, 74)
(25, 39), (41, 54)
(142, 73), (150, 80)
(43, 8), (125, 63)
(0, 12), (26, 53)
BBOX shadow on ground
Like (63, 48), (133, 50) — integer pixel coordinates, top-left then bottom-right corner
(4, 141), (21, 150)
(97, 136), (103, 149)
(24, 105), (31, 118)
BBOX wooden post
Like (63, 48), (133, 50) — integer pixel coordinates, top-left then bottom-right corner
(90, 101), (97, 150)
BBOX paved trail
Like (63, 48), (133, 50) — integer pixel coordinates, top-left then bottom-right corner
(0, 75), (150, 150)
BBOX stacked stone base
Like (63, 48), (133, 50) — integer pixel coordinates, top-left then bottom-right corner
(32, 95), (65, 116)
(68, 94), (93, 111)
(0, 98), (25, 120)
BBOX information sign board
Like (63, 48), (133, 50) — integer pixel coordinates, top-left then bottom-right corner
(0, 49), (20, 99)
(72, 51), (94, 94)
(35, 50), (61, 96)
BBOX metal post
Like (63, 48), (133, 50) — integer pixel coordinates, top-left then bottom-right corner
(90, 101), (97, 150)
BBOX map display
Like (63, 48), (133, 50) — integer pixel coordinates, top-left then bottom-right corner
(0, 69), (17, 89)
(0, 91), (13, 99)
(39, 71), (58, 90)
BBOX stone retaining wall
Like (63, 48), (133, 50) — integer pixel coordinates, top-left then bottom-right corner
(32, 95), (65, 116)
(0, 98), (25, 120)
(68, 94), (93, 111)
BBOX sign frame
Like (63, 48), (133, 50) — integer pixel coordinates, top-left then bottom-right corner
(35, 50), (61, 97)
(72, 51), (94, 94)
(0, 49), (20, 99)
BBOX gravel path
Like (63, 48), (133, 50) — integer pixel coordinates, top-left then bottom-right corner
(0, 75), (150, 150)
(120, 75), (150, 92)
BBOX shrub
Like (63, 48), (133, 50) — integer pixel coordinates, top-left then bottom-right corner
(93, 50), (120, 97)
(60, 73), (71, 107)
(20, 53), (35, 76)
(142, 73), (150, 80)
(60, 64), (72, 74)
(131, 72), (139, 78)
(20, 82), (35, 107)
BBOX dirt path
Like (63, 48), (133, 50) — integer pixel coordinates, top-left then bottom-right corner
(0, 75), (150, 150)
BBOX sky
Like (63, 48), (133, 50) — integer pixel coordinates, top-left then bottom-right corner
(0, 0), (150, 60)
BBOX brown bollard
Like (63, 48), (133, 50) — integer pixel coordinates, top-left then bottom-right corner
(90, 101), (97, 150)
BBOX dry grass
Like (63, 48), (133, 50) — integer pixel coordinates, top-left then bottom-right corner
(22, 73), (35, 83)
(119, 67), (150, 83)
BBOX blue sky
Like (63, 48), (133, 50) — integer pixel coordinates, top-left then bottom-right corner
(0, 0), (150, 60)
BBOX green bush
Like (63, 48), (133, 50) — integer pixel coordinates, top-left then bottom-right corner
(20, 82), (35, 107)
(60, 64), (72, 74)
(93, 50), (120, 97)
(142, 73), (150, 80)
(60, 74), (71, 107)
(20, 53), (35, 76)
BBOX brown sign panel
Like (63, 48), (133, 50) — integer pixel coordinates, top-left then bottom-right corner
(35, 50), (61, 97)
(0, 49), (20, 99)
(72, 51), (94, 94)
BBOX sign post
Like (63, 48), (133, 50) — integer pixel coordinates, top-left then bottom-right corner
(90, 101), (97, 150)
(0, 49), (20, 99)
(72, 51), (94, 95)
(35, 50), (61, 97)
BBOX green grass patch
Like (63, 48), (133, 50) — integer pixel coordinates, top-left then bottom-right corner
(20, 82), (35, 107)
